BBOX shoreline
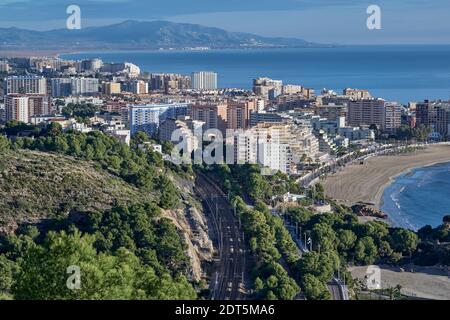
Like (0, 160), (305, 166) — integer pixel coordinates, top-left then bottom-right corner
(322, 144), (450, 213)
(374, 158), (450, 210)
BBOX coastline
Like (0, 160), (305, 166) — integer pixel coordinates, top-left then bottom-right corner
(2, 46), (335, 59)
(322, 144), (450, 211)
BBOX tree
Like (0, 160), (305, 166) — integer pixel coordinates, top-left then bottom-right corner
(396, 125), (414, 140)
(12, 230), (196, 300)
(301, 274), (330, 300)
(355, 237), (378, 265)
(443, 216), (450, 225)
(0, 255), (16, 293)
(266, 275), (278, 289)
(337, 229), (357, 252)
(311, 223), (337, 252)
(418, 225), (433, 240)
(254, 277), (264, 292)
(413, 124), (432, 142)
(0, 135), (10, 152)
(46, 122), (62, 137)
(390, 229), (419, 255)
(297, 251), (338, 283)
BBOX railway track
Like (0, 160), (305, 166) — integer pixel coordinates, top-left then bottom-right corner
(195, 172), (247, 300)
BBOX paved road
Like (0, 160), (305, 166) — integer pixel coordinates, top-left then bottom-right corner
(195, 172), (247, 300)
(274, 210), (349, 300)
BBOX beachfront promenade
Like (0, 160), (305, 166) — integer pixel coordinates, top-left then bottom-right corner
(321, 142), (450, 209)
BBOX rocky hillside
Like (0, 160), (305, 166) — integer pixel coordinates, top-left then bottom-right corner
(0, 150), (151, 234)
(0, 150), (213, 280)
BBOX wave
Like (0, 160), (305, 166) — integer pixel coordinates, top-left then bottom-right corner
(381, 162), (450, 230)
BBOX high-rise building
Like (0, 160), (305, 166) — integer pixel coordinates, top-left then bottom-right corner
(159, 116), (204, 142)
(385, 103), (403, 133)
(70, 78), (99, 96)
(101, 82), (121, 95)
(78, 59), (103, 72)
(51, 78), (99, 97)
(348, 99), (386, 129)
(129, 80), (149, 95)
(129, 103), (188, 136)
(314, 104), (348, 122)
(100, 62), (141, 77)
(188, 103), (228, 133)
(28, 95), (52, 117)
(0, 61), (10, 73)
(4, 94), (52, 123)
(253, 77), (283, 100)
(150, 73), (191, 93)
(5, 76), (47, 95)
(159, 116), (204, 158)
(282, 85), (303, 95)
(416, 100), (450, 138)
(227, 100), (257, 130)
(5, 95), (29, 123)
(343, 88), (372, 100)
(51, 78), (72, 97)
(249, 111), (291, 127)
(233, 122), (319, 174)
(191, 71), (218, 90)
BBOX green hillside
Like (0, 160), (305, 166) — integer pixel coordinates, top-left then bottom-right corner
(0, 150), (151, 234)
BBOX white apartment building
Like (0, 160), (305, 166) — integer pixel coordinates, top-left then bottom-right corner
(129, 80), (149, 95)
(191, 71), (218, 90)
(100, 62), (141, 77)
(253, 77), (283, 100)
(233, 122), (319, 174)
(51, 78), (99, 97)
(5, 76), (47, 95)
(0, 61), (10, 73)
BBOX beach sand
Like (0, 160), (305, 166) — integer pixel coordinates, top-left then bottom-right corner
(350, 265), (450, 300)
(322, 144), (450, 209)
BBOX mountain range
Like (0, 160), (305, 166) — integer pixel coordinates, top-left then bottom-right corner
(0, 20), (321, 51)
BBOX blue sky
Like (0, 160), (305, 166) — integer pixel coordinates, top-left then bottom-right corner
(0, 0), (449, 44)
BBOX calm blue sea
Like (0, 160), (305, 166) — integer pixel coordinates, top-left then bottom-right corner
(61, 45), (450, 103)
(381, 162), (450, 231)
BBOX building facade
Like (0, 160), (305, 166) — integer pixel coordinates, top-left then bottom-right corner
(191, 71), (218, 90)
(188, 103), (228, 133)
(348, 99), (386, 129)
(129, 103), (188, 136)
(5, 76), (47, 95)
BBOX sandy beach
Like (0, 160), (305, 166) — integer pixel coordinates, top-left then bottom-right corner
(322, 144), (450, 209)
(350, 265), (450, 300)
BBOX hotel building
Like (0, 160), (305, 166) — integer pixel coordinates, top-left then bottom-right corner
(191, 71), (218, 90)
(129, 103), (188, 136)
(5, 76), (47, 95)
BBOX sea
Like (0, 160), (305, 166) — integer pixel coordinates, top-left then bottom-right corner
(381, 162), (450, 231)
(61, 46), (450, 229)
(61, 45), (450, 104)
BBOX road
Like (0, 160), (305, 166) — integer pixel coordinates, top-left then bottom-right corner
(195, 172), (247, 300)
(274, 210), (350, 300)
(298, 143), (428, 187)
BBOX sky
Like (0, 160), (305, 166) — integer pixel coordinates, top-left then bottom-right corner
(0, 0), (449, 44)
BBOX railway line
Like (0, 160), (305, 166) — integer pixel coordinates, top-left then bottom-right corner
(195, 172), (247, 300)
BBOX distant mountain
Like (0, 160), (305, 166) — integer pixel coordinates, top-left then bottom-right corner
(0, 20), (323, 51)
